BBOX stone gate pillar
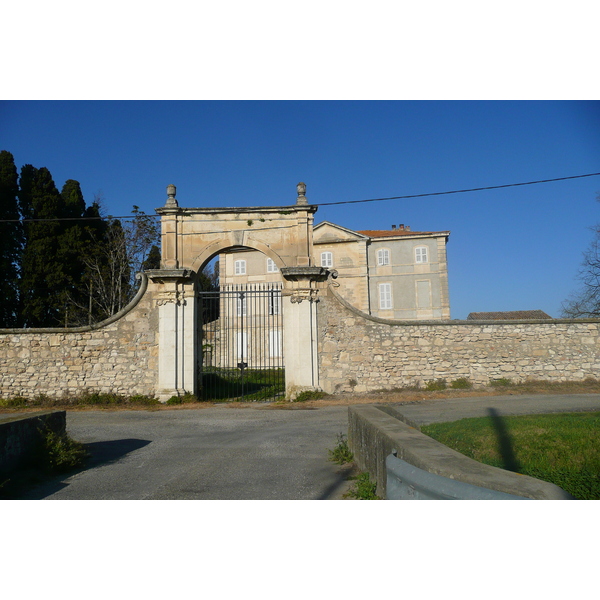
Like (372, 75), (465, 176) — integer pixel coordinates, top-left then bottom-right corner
(146, 268), (196, 401)
(281, 266), (329, 400)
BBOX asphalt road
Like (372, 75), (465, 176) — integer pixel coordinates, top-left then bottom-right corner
(16, 393), (600, 500)
(20, 405), (352, 500)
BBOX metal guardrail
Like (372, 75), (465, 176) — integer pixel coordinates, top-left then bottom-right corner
(385, 452), (530, 500)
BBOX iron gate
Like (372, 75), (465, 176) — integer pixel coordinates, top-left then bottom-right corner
(198, 283), (285, 401)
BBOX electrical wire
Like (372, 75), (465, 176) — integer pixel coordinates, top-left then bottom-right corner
(0, 171), (598, 223)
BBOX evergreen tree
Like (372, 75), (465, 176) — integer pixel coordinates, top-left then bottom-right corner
(0, 151), (21, 327)
(142, 244), (161, 271)
(18, 166), (70, 327)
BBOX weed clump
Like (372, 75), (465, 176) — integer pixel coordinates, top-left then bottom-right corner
(328, 433), (354, 465)
(345, 472), (381, 500)
(294, 390), (328, 402)
(451, 378), (473, 389)
(425, 379), (447, 391)
(490, 378), (512, 387)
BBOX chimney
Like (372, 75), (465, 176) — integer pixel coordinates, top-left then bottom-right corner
(391, 224), (396, 230)
(405, 225), (410, 231)
(399, 224), (404, 230)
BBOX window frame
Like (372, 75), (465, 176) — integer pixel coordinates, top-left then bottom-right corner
(321, 251), (333, 268)
(266, 258), (279, 273)
(377, 248), (390, 266)
(234, 259), (247, 275)
(415, 246), (428, 264)
(379, 282), (393, 310)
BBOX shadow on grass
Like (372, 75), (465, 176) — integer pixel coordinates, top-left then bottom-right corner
(487, 408), (522, 473)
(2, 438), (151, 499)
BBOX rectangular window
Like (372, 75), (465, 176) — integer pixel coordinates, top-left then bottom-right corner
(377, 248), (390, 266)
(234, 260), (246, 275)
(321, 252), (333, 268)
(269, 330), (282, 357)
(269, 290), (281, 315)
(236, 332), (248, 358)
(415, 247), (428, 264)
(267, 258), (279, 272)
(236, 296), (247, 316)
(379, 283), (392, 309)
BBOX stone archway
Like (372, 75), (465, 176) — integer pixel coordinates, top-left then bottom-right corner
(147, 184), (329, 401)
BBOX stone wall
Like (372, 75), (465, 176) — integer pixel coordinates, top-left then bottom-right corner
(0, 275), (158, 400)
(318, 285), (600, 394)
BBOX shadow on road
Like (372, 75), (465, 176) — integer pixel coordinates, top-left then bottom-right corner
(487, 408), (521, 473)
(8, 438), (151, 500)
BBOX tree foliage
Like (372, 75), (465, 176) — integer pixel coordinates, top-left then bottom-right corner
(0, 151), (21, 327)
(562, 195), (600, 318)
(0, 151), (162, 328)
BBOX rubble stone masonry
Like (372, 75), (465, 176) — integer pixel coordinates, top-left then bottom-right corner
(318, 286), (600, 394)
(0, 276), (158, 400)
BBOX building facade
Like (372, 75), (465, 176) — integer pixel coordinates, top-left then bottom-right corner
(219, 221), (451, 320)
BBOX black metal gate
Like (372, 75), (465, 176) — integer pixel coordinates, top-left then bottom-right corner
(198, 283), (284, 401)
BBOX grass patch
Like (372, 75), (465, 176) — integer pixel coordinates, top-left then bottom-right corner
(200, 368), (285, 402)
(0, 392), (161, 409)
(421, 411), (600, 499)
(344, 472), (381, 500)
(328, 433), (354, 465)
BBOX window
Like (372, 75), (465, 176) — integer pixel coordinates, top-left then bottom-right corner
(379, 283), (392, 309)
(269, 330), (282, 357)
(321, 252), (333, 268)
(269, 290), (281, 315)
(234, 259), (246, 275)
(415, 246), (428, 264)
(267, 258), (279, 273)
(377, 248), (390, 266)
(236, 296), (247, 317)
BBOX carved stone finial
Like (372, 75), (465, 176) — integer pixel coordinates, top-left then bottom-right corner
(296, 182), (307, 205)
(166, 184), (178, 207)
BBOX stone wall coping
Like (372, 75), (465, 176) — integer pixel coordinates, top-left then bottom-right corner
(0, 272), (149, 335)
(328, 283), (600, 326)
(155, 205), (318, 216)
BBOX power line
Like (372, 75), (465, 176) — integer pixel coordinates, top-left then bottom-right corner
(313, 171), (600, 207)
(0, 171), (599, 224)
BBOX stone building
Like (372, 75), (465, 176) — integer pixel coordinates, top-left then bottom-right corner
(219, 221), (451, 320)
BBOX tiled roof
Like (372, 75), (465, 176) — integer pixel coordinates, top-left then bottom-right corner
(467, 310), (552, 320)
(357, 229), (448, 238)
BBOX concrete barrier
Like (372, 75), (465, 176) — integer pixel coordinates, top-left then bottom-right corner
(0, 411), (66, 477)
(348, 405), (574, 500)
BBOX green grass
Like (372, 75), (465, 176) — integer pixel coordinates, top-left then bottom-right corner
(0, 392), (161, 409)
(422, 411), (600, 499)
(200, 368), (285, 402)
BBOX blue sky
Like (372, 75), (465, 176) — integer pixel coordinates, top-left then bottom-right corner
(2, 100), (599, 319)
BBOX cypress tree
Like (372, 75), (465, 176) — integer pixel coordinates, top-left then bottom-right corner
(0, 151), (21, 327)
(19, 166), (69, 327)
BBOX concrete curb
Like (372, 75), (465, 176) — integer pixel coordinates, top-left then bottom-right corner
(348, 404), (574, 500)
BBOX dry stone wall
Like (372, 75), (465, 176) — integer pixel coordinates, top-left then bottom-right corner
(0, 276), (159, 400)
(318, 286), (600, 394)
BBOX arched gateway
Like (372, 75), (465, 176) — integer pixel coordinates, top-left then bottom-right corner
(146, 183), (329, 401)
